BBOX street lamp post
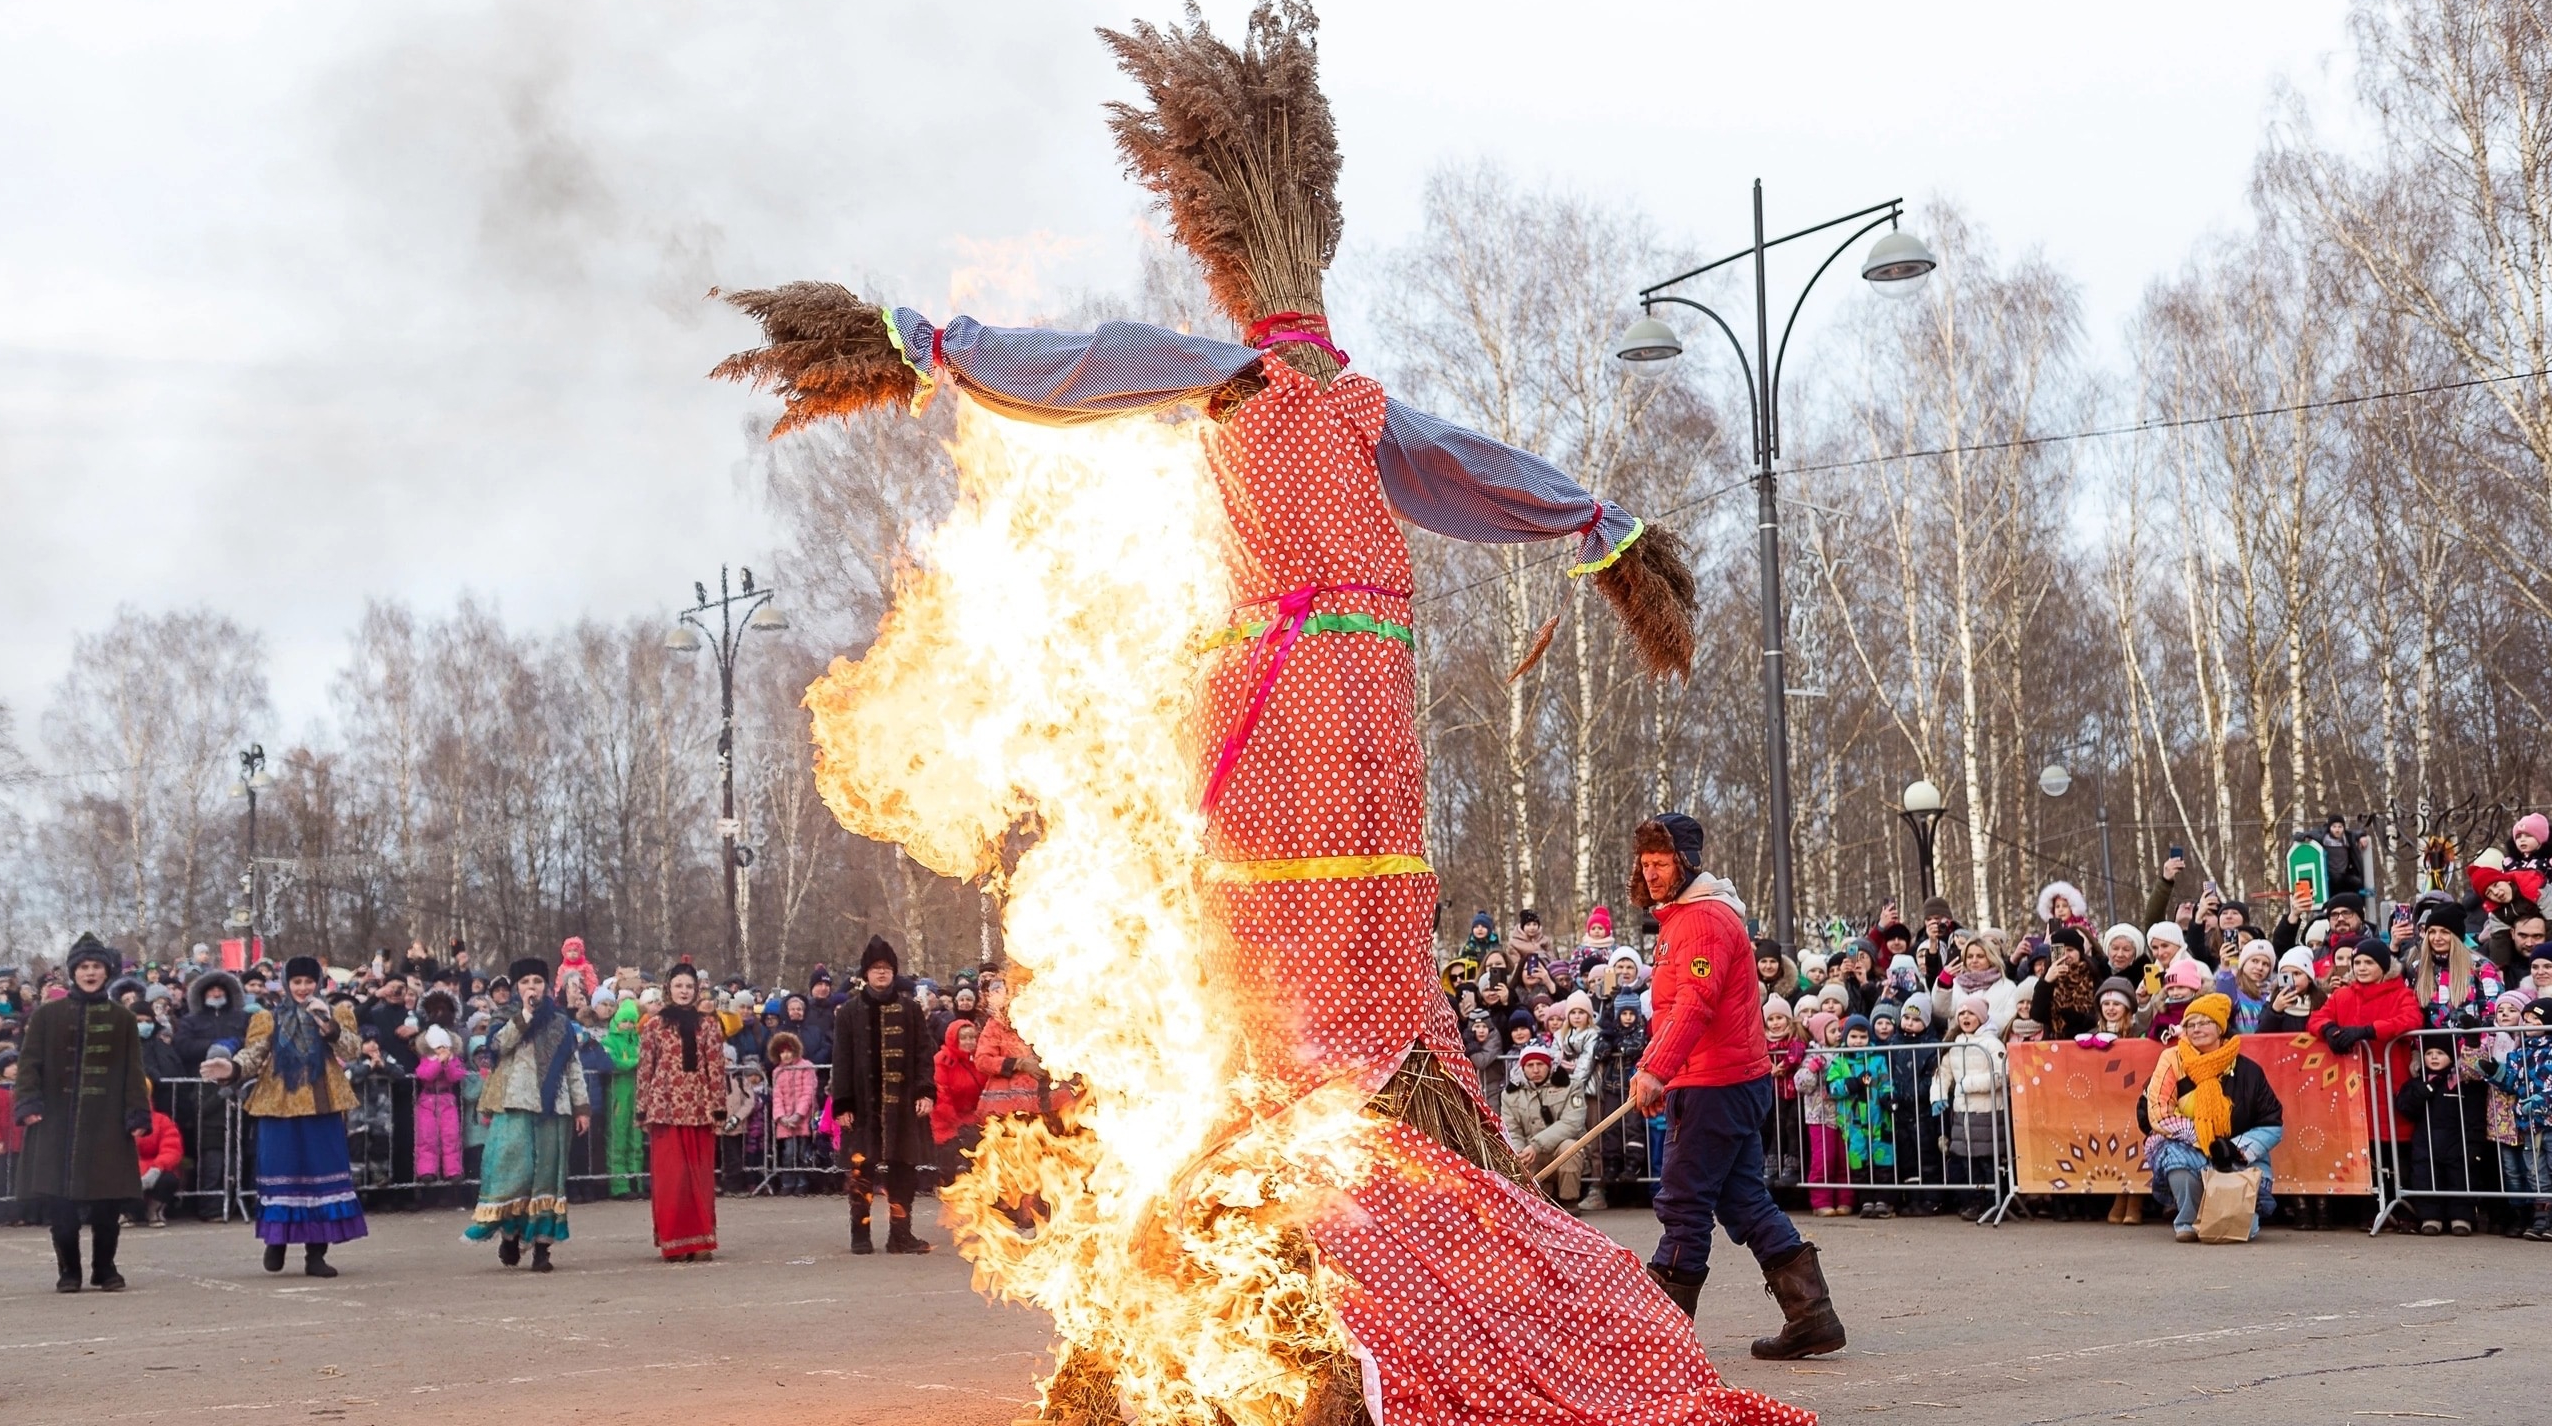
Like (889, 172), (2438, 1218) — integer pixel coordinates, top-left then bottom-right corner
(229, 743), (274, 950)
(667, 565), (790, 967)
(1898, 778), (1947, 904)
(1616, 183), (1936, 948)
(2036, 760), (2118, 926)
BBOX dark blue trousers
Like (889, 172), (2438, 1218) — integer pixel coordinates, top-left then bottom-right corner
(1651, 1076), (1802, 1277)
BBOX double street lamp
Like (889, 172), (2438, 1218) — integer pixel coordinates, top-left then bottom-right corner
(1616, 183), (1937, 948)
(2037, 758), (2118, 925)
(667, 566), (790, 964)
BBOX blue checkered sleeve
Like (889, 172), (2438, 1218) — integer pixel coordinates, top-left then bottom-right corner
(887, 308), (1260, 426)
(1375, 398), (1638, 571)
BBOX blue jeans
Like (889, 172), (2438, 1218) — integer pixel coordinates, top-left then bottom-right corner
(2503, 1133), (2548, 1218)
(1651, 1077), (1803, 1277)
(2153, 1127), (2281, 1235)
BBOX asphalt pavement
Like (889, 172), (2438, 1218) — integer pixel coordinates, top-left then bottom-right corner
(0, 1196), (2535, 1424)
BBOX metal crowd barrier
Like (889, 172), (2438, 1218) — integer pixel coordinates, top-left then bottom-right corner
(152, 1075), (245, 1221)
(1577, 1040), (2019, 1226)
(2366, 1022), (2549, 1239)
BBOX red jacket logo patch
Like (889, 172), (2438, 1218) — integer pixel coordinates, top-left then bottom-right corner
(1689, 955), (1709, 977)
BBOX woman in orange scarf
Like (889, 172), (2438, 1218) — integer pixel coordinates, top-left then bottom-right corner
(2137, 993), (2285, 1241)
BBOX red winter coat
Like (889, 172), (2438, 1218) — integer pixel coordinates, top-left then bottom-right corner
(930, 1022), (985, 1145)
(1639, 884), (1772, 1090)
(2306, 975), (2423, 1141)
(133, 1110), (183, 1177)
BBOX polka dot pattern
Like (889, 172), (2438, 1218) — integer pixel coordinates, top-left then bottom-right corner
(1195, 361), (1812, 1425)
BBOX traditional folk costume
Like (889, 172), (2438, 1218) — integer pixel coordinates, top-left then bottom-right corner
(14, 935), (151, 1292)
(231, 955), (369, 1276)
(636, 968), (727, 1261)
(829, 937), (936, 1255)
(467, 956), (589, 1269)
(714, 8), (1808, 1423)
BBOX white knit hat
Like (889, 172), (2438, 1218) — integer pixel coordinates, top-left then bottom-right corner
(2146, 921), (2187, 950)
(2277, 947), (2317, 976)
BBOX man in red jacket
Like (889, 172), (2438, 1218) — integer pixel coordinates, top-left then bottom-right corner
(1630, 813), (1846, 1359)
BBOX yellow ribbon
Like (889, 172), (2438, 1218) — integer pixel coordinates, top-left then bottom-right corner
(1206, 854), (1433, 883)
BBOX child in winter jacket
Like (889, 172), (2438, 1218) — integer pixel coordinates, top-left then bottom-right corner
(767, 1033), (818, 1195)
(1499, 1045), (1588, 1208)
(412, 1026), (466, 1184)
(1796, 1012), (1851, 1215)
(1929, 994), (2007, 1221)
(461, 1038), (493, 1181)
(1762, 998), (1807, 1189)
(1828, 1015), (1898, 1218)
(2396, 1040), (2489, 1235)
(130, 1106), (184, 1227)
(2480, 998), (2552, 1239)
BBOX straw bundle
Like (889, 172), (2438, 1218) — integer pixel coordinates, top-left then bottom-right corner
(1593, 524), (1699, 678)
(1099, 1), (1342, 379)
(707, 282), (915, 436)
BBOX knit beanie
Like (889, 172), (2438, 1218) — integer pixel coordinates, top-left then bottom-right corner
(2277, 947), (2317, 977)
(1793, 994), (1822, 1021)
(2182, 992), (2233, 1033)
(2102, 923), (2146, 956)
(1806, 1011), (1839, 1044)
(1763, 995), (1792, 1024)
(1955, 992), (1991, 1025)
(1899, 998), (1930, 1028)
(2353, 942), (2396, 975)
(2146, 922), (2187, 952)
(2165, 956), (2209, 992)
(2517, 813), (2550, 846)
(2096, 976), (2137, 1007)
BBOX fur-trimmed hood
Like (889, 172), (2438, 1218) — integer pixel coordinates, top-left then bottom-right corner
(186, 969), (245, 1019)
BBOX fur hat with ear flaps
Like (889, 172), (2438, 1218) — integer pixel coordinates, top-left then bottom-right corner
(1629, 814), (1709, 911)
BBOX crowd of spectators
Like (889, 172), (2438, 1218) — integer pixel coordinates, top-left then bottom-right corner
(0, 936), (1045, 1231)
(4, 810), (2548, 1244)
(1443, 812), (2552, 1240)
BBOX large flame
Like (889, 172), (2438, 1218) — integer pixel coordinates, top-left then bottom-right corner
(804, 401), (1380, 1425)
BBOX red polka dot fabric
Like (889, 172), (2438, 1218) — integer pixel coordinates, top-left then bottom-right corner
(1197, 359), (1811, 1426)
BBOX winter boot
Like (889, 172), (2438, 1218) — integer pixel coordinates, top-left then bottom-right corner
(89, 1221), (124, 1291)
(850, 1212), (875, 1255)
(530, 1242), (553, 1273)
(2106, 1193), (2128, 1224)
(1645, 1262), (1705, 1319)
(886, 1208), (932, 1254)
(1581, 1184), (1609, 1213)
(2120, 1193), (2145, 1226)
(52, 1227), (81, 1293)
(263, 1242), (288, 1273)
(2525, 1211), (2551, 1242)
(1749, 1242), (1846, 1360)
(498, 1234), (522, 1267)
(304, 1244), (338, 1279)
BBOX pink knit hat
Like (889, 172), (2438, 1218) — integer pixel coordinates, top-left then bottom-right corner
(2165, 956), (2210, 992)
(1955, 991), (1991, 1024)
(2517, 813), (2550, 846)
(1585, 905), (1614, 937)
(1806, 1011), (1840, 1044)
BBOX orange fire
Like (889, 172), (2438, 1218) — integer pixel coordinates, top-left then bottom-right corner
(803, 401), (1381, 1424)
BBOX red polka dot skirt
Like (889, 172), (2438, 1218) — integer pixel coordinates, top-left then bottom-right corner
(1196, 359), (1812, 1425)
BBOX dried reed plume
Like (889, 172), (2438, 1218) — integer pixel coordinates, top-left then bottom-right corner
(1099, 2), (1342, 376)
(707, 282), (916, 437)
(1593, 525), (1699, 678)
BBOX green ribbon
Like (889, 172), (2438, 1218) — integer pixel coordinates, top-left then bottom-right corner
(1201, 612), (1416, 654)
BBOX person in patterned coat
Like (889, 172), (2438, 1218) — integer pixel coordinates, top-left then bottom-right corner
(636, 963), (727, 1262)
(830, 937), (936, 1255)
(14, 934), (150, 1292)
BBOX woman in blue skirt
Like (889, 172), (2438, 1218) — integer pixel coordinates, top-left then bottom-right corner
(226, 955), (367, 1276)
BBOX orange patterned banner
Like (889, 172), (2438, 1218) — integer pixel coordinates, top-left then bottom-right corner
(2005, 1035), (2373, 1195)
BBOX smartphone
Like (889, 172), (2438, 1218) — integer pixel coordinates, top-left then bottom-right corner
(2202, 879), (2220, 900)
(2391, 904), (2414, 928)
(2168, 845), (2185, 861)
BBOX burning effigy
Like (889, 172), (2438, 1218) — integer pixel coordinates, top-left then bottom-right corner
(710, 6), (1812, 1424)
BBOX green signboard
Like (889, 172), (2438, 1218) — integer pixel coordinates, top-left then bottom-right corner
(2286, 839), (2328, 907)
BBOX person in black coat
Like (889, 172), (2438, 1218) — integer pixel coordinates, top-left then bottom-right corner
(2394, 1040), (2488, 1235)
(830, 937), (936, 1255)
(15, 936), (150, 1292)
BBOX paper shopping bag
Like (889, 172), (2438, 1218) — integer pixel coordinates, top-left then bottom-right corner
(2196, 1165), (2262, 1243)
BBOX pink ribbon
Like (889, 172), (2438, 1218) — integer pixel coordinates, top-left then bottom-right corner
(1199, 582), (1408, 815)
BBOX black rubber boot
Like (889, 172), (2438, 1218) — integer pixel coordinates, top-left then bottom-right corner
(885, 1219), (932, 1254)
(304, 1244), (338, 1279)
(1750, 1242), (1846, 1360)
(850, 1198), (875, 1255)
(263, 1242), (288, 1273)
(1647, 1261), (1705, 1318)
(498, 1235), (522, 1267)
(52, 1227), (81, 1293)
(530, 1242), (553, 1274)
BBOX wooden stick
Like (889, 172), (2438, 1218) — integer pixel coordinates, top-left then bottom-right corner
(1532, 1097), (1641, 1183)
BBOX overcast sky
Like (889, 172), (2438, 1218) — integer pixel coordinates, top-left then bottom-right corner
(0, 0), (2360, 756)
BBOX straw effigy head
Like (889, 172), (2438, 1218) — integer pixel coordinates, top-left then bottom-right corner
(1100, 1), (1343, 378)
